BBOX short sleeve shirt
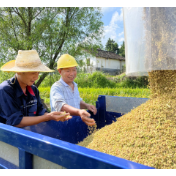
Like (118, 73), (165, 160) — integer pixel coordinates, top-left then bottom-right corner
(50, 78), (82, 112)
(0, 76), (47, 126)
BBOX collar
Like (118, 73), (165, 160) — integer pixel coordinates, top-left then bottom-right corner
(59, 77), (77, 87)
(26, 86), (35, 96)
(8, 76), (35, 97)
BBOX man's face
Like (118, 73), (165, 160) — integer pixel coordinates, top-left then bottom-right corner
(17, 72), (39, 86)
(59, 67), (77, 84)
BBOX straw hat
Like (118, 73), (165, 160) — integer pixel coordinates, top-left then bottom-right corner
(1, 50), (54, 72)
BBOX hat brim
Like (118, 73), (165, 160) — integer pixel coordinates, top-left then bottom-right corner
(1, 60), (54, 72)
(57, 64), (78, 69)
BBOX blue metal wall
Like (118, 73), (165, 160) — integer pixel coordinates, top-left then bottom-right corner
(0, 96), (154, 169)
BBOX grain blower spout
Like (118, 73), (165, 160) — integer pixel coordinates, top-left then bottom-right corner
(123, 7), (176, 99)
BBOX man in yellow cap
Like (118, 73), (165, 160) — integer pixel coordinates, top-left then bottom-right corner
(50, 54), (97, 126)
(0, 50), (72, 127)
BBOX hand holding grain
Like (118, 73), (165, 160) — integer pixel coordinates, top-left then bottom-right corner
(46, 111), (72, 122)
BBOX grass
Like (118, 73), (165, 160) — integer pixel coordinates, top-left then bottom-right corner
(39, 71), (149, 89)
(79, 88), (150, 106)
(38, 87), (51, 107)
(39, 87), (150, 107)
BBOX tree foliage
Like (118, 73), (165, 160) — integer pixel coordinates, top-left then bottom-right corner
(105, 38), (119, 54)
(119, 41), (125, 57)
(105, 38), (125, 57)
(0, 7), (104, 87)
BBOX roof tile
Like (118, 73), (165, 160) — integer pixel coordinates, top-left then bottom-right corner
(96, 49), (125, 61)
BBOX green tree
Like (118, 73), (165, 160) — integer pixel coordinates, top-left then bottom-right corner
(0, 7), (104, 87)
(119, 41), (125, 57)
(105, 38), (119, 54)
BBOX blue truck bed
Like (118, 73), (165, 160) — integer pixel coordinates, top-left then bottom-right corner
(0, 95), (154, 169)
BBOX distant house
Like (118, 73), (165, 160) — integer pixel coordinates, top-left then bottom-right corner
(78, 49), (125, 75)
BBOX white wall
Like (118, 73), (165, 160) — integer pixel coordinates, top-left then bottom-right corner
(89, 56), (97, 66)
(96, 57), (121, 69)
(77, 56), (96, 67)
(77, 55), (125, 72)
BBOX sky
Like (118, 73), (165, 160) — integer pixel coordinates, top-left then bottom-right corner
(101, 7), (124, 48)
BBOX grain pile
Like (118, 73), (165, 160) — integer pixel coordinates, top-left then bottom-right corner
(78, 70), (176, 169)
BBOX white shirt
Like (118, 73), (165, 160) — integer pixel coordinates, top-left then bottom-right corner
(50, 78), (82, 112)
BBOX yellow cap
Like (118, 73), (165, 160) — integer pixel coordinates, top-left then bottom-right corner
(57, 54), (78, 69)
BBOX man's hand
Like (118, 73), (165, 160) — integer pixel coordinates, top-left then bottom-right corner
(80, 101), (97, 115)
(87, 104), (97, 115)
(46, 111), (72, 122)
(78, 109), (96, 126)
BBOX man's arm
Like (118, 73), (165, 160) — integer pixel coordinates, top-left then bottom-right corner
(80, 101), (89, 109)
(15, 112), (71, 128)
(80, 101), (97, 115)
(61, 104), (95, 126)
(61, 104), (80, 116)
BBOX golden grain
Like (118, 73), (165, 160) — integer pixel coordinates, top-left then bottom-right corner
(78, 70), (176, 169)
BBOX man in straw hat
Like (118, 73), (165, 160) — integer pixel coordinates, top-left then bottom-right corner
(50, 54), (97, 126)
(0, 50), (72, 127)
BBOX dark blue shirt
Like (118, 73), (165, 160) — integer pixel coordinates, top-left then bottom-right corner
(0, 76), (47, 126)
